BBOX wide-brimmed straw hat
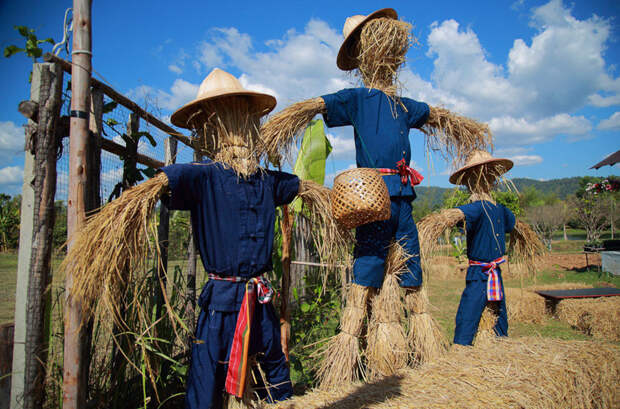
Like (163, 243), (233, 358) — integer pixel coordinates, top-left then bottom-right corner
(171, 68), (277, 129)
(449, 150), (513, 185)
(336, 8), (398, 71)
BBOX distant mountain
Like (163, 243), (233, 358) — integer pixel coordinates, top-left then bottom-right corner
(414, 185), (453, 208)
(509, 177), (583, 199)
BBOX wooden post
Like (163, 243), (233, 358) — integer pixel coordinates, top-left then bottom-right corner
(155, 137), (177, 319)
(63, 0), (92, 408)
(10, 63), (41, 409)
(186, 151), (200, 336)
(279, 206), (292, 361)
(23, 62), (63, 409)
(10, 62), (63, 409)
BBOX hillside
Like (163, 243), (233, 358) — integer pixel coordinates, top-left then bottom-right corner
(510, 177), (582, 199)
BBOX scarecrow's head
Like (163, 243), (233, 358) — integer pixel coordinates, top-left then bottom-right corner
(171, 68), (276, 175)
(449, 150), (514, 195)
(337, 8), (414, 95)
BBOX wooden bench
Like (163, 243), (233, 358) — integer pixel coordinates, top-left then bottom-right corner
(535, 287), (620, 314)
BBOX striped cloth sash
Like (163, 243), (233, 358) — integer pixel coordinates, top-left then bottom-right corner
(469, 257), (506, 301)
(207, 274), (274, 397)
(378, 158), (424, 187)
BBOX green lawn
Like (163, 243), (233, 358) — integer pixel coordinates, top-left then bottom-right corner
(2, 248), (619, 344)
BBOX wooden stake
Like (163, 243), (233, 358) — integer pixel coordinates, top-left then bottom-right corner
(63, 1), (92, 407)
(279, 205), (292, 361)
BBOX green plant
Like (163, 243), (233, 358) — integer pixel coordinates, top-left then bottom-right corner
(4, 25), (54, 62)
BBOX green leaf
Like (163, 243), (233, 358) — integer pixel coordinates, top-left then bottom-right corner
(102, 101), (118, 114)
(3, 45), (24, 58)
(291, 119), (332, 212)
(15, 26), (30, 37)
(38, 37), (55, 45)
(140, 167), (156, 178)
(300, 302), (310, 313)
(106, 118), (120, 127)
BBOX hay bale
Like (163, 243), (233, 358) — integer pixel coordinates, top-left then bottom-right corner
(504, 287), (546, 324)
(269, 337), (620, 408)
(557, 297), (620, 341)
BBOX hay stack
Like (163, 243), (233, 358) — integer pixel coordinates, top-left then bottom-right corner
(366, 243), (408, 378)
(504, 287), (546, 324)
(269, 337), (620, 408)
(60, 172), (169, 320)
(313, 284), (372, 389)
(417, 209), (465, 268)
(557, 297), (620, 342)
(405, 287), (448, 366)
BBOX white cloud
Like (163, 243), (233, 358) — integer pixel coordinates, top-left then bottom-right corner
(0, 166), (23, 186)
(511, 155), (543, 166)
(168, 64), (182, 74)
(597, 112), (620, 130)
(489, 113), (592, 145)
(196, 20), (347, 108)
(325, 132), (355, 160)
(0, 121), (24, 163)
(128, 79), (199, 111)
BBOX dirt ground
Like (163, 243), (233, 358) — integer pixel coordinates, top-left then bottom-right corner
(540, 252), (601, 271)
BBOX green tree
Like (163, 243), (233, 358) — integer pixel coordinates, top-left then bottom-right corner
(0, 194), (21, 251)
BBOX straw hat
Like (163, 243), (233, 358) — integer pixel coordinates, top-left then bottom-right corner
(449, 150), (513, 185)
(171, 68), (277, 129)
(337, 8), (398, 71)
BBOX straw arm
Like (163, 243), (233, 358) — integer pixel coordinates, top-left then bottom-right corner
(60, 172), (170, 319)
(296, 180), (355, 277)
(261, 97), (326, 166)
(508, 218), (547, 264)
(421, 106), (493, 168)
(417, 208), (465, 259)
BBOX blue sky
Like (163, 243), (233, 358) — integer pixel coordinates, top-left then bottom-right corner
(1, 0), (619, 195)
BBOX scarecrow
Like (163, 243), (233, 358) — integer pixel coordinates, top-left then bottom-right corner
(261, 8), (489, 386)
(417, 150), (545, 346)
(61, 68), (349, 409)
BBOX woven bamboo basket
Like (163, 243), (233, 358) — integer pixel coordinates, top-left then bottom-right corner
(331, 168), (390, 229)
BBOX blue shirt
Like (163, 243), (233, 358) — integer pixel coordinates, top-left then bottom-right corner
(321, 88), (430, 198)
(457, 200), (516, 281)
(161, 160), (300, 310)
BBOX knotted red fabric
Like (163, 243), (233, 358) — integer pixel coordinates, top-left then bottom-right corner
(378, 158), (424, 187)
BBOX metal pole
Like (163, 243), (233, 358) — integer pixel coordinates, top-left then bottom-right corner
(63, 0), (92, 407)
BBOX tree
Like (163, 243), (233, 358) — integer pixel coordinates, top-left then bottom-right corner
(0, 194), (21, 251)
(570, 193), (610, 246)
(526, 202), (571, 250)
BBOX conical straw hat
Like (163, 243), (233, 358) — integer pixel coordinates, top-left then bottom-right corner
(449, 150), (513, 185)
(336, 8), (398, 71)
(171, 68), (276, 129)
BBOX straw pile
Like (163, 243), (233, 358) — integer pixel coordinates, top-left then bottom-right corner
(60, 172), (168, 320)
(504, 287), (546, 324)
(312, 284), (372, 389)
(504, 283), (592, 324)
(405, 287), (448, 365)
(557, 297), (620, 341)
(422, 106), (493, 169)
(508, 219), (547, 277)
(268, 337), (620, 408)
(356, 18), (414, 96)
(190, 97), (263, 177)
(366, 243), (408, 378)
(260, 97), (326, 167)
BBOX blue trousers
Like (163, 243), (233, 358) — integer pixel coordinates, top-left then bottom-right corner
(185, 301), (292, 409)
(453, 275), (508, 346)
(353, 197), (422, 288)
